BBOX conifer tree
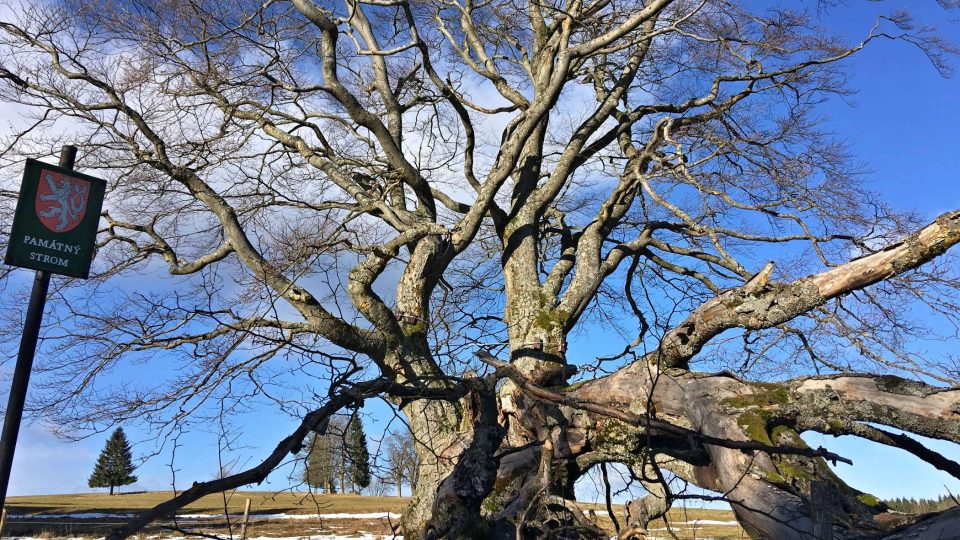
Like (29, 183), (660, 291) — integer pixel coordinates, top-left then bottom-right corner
(345, 416), (370, 494)
(88, 427), (138, 495)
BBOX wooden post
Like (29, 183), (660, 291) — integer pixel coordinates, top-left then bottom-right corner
(239, 498), (251, 540)
(0, 507), (8, 537)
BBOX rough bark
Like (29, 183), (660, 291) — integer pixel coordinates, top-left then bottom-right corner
(465, 211), (960, 539)
(3, 2), (959, 540)
(562, 367), (960, 539)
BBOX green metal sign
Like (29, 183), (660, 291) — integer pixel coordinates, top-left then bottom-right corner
(4, 158), (106, 278)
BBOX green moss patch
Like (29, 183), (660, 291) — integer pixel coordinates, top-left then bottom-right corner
(736, 410), (773, 445)
(722, 384), (790, 409)
(533, 308), (570, 332)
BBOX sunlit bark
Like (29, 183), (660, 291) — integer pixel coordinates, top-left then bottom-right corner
(1, 1), (958, 538)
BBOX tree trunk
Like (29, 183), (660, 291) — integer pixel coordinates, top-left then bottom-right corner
(414, 353), (960, 540)
(401, 380), (503, 539)
(401, 212), (960, 536)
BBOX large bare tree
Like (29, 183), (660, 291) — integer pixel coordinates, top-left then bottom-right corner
(1, 0), (959, 538)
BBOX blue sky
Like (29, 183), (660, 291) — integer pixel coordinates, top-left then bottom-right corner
(794, 0), (960, 503)
(2, 0), (960, 513)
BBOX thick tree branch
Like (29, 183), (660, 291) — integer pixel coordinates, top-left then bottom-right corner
(478, 350), (852, 465)
(651, 210), (960, 368)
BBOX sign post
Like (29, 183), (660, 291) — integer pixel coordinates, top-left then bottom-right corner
(0, 146), (105, 510)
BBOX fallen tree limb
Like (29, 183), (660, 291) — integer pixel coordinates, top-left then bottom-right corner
(477, 350), (852, 465)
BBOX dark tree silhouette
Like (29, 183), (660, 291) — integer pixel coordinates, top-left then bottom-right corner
(346, 416), (371, 494)
(88, 428), (137, 496)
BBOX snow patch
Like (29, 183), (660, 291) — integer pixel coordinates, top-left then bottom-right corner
(176, 512), (401, 520)
(677, 519), (740, 525)
(9, 512), (400, 521)
(8, 513), (133, 520)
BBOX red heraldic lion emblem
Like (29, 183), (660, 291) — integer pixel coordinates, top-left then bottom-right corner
(35, 168), (91, 233)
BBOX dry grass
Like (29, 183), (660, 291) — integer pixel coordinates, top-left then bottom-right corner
(5, 491), (409, 516)
(3, 492), (747, 539)
(3, 491), (407, 538)
(575, 503), (746, 540)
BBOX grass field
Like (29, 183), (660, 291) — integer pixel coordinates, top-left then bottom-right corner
(2, 491), (747, 539)
(5, 491), (409, 516)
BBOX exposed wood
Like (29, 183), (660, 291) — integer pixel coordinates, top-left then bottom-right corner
(1, 2), (958, 539)
(239, 498), (251, 540)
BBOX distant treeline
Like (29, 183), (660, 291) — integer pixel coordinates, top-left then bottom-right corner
(883, 495), (958, 513)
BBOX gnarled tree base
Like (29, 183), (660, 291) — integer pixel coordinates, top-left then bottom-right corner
(410, 362), (960, 540)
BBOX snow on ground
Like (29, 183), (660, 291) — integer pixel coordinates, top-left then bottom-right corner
(675, 519), (740, 526)
(5, 538), (91, 540)
(8, 512), (401, 521)
(7, 513), (133, 520)
(647, 519), (740, 530)
(177, 512), (402, 520)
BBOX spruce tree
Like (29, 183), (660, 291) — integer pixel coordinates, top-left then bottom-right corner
(88, 427), (138, 495)
(345, 416), (370, 493)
